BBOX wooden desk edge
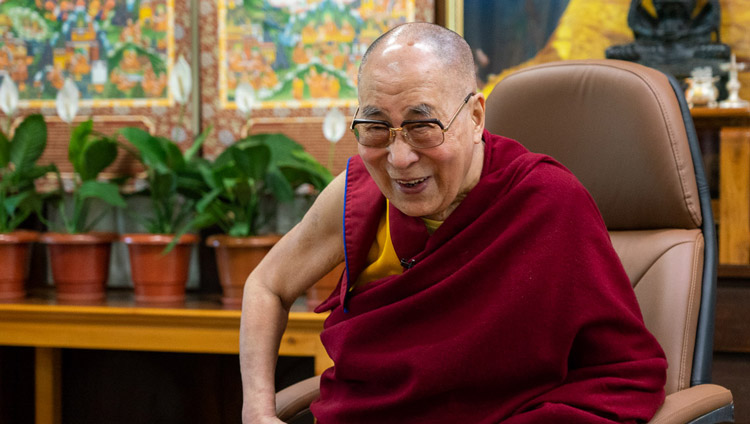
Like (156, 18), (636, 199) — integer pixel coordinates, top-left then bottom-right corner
(0, 302), (327, 356)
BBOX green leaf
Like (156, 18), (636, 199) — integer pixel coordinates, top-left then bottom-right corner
(258, 133), (304, 162)
(229, 221), (250, 237)
(197, 162), (219, 190)
(150, 172), (176, 199)
(176, 173), (208, 200)
(9, 114), (47, 171)
(233, 144), (270, 181)
(6, 209), (32, 233)
(80, 137), (118, 181)
(213, 144), (236, 168)
(196, 187), (223, 212)
(119, 127), (166, 170)
(232, 177), (254, 207)
(184, 125), (212, 162)
(161, 138), (186, 171)
(3, 190), (33, 216)
(77, 180), (126, 208)
(291, 150), (333, 184)
(277, 165), (315, 189)
(264, 167), (295, 203)
(0, 130), (9, 168)
(23, 163), (57, 180)
(69, 120), (93, 173)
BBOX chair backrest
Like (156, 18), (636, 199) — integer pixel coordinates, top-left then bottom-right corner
(484, 59), (717, 396)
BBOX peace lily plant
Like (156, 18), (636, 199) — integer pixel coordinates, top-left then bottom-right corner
(196, 133), (332, 237)
(201, 82), (333, 307)
(0, 75), (55, 300)
(118, 126), (208, 238)
(198, 82), (332, 237)
(118, 54), (207, 240)
(0, 76), (55, 233)
(0, 114), (55, 233)
(35, 78), (126, 302)
(117, 54), (206, 304)
(52, 78), (126, 233)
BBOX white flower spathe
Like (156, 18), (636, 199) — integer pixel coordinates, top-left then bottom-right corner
(169, 55), (192, 105)
(0, 76), (19, 117)
(56, 78), (80, 124)
(323, 108), (346, 144)
(235, 82), (257, 117)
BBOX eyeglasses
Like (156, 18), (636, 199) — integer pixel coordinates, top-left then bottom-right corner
(350, 92), (475, 149)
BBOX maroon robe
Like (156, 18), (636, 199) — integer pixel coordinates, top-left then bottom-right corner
(311, 130), (667, 423)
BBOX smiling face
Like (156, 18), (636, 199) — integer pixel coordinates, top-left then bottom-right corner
(356, 27), (486, 221)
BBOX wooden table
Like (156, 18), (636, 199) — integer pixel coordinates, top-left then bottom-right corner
(0, 291), (331, 424)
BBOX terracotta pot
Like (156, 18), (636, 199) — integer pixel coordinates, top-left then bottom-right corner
(306, 263), (345, 311)
(39, 232), (118, 303)
(122, 233), (198, 304)
(206, 234), (281, 308)
(0, 231), (39, 301)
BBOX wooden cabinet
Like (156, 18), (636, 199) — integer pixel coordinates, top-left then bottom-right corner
(691, 107), (750, 268)
(692, 106), (750, 424)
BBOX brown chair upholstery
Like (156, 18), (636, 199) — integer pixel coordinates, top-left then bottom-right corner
(484, 59), (732, 423)
(275, 59), (734, 423)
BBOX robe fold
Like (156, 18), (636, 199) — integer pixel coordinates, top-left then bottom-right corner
(311, 130), (667, 423)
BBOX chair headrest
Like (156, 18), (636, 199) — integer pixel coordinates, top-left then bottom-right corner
(485, 59), (701, 230)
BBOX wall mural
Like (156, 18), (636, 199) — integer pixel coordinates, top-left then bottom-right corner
(0, 0), (176, 108)
(200, 0), (434, 164)
(219, 0), (415, 110)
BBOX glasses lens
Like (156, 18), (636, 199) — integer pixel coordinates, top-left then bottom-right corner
(353, 123), (390, 147)
(403, 122), (443, 148)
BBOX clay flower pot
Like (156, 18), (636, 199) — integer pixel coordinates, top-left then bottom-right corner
(121, 233), (198, 304)
(0, 230), (39, 301)
(39, 232), (118, 302)
(206, 234), (281, 308)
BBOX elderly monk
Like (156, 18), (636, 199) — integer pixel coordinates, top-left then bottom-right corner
(240, 22), (667, 424)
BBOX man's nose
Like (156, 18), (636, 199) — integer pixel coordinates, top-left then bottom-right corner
(387, 131), (419, 168)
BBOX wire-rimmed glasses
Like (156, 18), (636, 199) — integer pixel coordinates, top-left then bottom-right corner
(350, 92), (475, 149)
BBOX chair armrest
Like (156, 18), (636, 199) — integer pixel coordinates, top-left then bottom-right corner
(274, 378), (733, 423)
(276, 375), (321, 422)
(649, 384), (733, 424)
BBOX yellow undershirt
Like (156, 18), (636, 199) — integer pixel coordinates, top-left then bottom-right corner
(353, 201), (443, 289)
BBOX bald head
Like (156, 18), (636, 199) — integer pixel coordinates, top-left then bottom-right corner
(358, 23), (477, 95)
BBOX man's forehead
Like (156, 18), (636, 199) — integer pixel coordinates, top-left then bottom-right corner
(365, 37), (440, 76)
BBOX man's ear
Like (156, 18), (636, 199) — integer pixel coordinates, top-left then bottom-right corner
(471, 93), (486, 143)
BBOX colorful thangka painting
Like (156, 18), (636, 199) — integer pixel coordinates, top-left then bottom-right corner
(0, 0), (174, 107)
(219, 0), (415, 109)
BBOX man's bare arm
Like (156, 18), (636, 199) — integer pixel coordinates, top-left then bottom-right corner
(240, 172), (345, 423)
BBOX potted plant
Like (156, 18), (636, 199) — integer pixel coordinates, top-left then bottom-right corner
(40, 116), (127, 302)
(118, 126), (209, 304)
(198, 133), (332, 307)
(0, 112), (55, 300)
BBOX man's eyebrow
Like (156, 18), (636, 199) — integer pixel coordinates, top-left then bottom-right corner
(360, 105), (384, 118)
(359, 103), (434, 120)
(407, 104), (433, 117)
